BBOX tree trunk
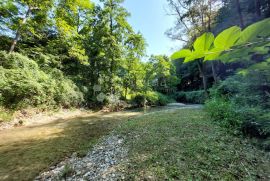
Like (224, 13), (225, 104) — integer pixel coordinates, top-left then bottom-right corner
(125, 85), (128, 99)
(201, 72), (207, 94)
(197, 60), (208, 94)
(201, 12), (206, 31)
(236, 0), (244, 28)
(206, 2), (218, 84)
(211, 61), (218, 84)
(255, 0), (261, 19)
(208, 0), (212, 31)
(9, 7), (31, 53)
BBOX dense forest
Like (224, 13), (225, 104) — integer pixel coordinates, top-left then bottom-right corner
(0, 0), (179, 114)
(0, 0), (270, 180)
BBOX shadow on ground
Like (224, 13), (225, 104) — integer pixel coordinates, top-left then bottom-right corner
(0, 111), (141, 181)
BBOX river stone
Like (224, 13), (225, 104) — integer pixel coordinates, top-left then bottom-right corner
(35, 135), (127, 181)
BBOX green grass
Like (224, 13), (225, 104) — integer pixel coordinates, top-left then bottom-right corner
(1, 108), (269, 181)
(117, 109), (270, 180)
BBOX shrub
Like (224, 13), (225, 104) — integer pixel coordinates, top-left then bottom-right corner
(205, 98), (244, 128)
(209, 73), (270, 109)
(173, 90), (206, 104)
(155, 92), (172, 106)
(145, 91), (159, 105)
(0, 51), (83, 109)
(132, 94), (146, 107)
(131, 91), (171, 107)
(0, 51), (39, 69)
(206, 73), (270, 150)
(206, 74), (270, 142)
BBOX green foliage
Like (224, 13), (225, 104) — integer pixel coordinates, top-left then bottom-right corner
(132, 94), (146, 107)
(0, 51), (83, 109)
(237, 18), (270, 44)
(148, 55), (179, 93)
(206, 68), (270, 138)
(205, 97), (270, 145)
(194, 32), (214, 53)
(214, 26), (241, 49)
(171, 32), (215, 62)
(212, 70), (270, 108)
(205, 98), (244, 128)
(131, 91), (171, 107)
(242, 112), (270, 140)
(170, 49), (191, 60)
(205, 26), (241, 60)
(145, 91), (171, 106)
(173, 90), (206, 104)
(171, 18), (270, 62)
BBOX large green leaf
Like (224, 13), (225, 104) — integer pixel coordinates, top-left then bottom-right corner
(204, 47), (223, 61)
(171, 33), (215, 63)
(237, 18), (270, 44)
(205, 26), (241, 61)
(215, 26), (241, 49)
(193, 32), (214, 53)
(171, 49), (192, 60)
(184, 51), (205, 63)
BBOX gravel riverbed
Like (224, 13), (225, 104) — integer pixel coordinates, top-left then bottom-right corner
(35, 135), (127, 181)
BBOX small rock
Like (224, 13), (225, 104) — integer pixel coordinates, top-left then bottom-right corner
(35, 135), (128, 180)
(50, 166), (56, 169)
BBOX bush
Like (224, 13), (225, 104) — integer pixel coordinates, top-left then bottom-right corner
(206, 97), (270, 151)
(132, 94), (146, 107)
(0, 51), (83, 109)
(205, 98), (244, 128)
(173, 90), (206, 104)
(206, 73), (270, 141)
(156, 92), (171, 106)
(242, 112), (270, 139)
(131, 91), (171, 107)
(145, 91), (159, 105)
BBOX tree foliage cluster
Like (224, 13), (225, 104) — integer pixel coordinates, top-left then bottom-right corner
(0, 51), (83, 109)
(168, 0), (270, 92)
(0, 0), (177, 112)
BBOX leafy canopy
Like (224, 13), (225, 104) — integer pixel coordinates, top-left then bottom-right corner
(171, 18), (270, 63)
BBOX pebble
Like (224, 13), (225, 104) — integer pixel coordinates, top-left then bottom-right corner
(35, 135), (127, 181)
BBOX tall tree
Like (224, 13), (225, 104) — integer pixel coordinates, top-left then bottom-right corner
(122, 32), (146, 98)
(0, 0), (53, 53)
(99, 0), (132, 93)
(55, 0), (93, 62)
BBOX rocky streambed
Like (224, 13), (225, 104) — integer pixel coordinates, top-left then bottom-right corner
(36, 135), (128, 181)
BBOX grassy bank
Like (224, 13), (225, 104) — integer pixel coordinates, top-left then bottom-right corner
(117, 109), (270, 180)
